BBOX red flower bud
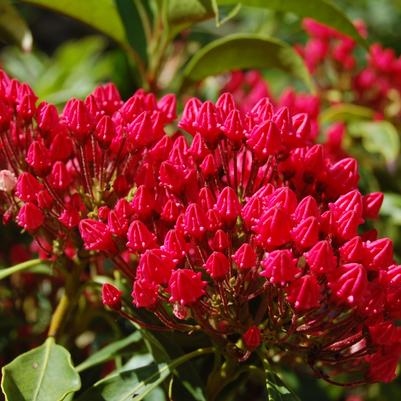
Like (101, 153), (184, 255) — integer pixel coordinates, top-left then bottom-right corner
(102, 283), (123, 310)
(204, 251), (230, 280)
(17, 202), (44, 230)
(168, 269), (206, 305)
(243, 326), (262, 350)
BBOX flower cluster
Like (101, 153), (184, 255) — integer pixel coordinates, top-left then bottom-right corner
(1, 69), (401, 384)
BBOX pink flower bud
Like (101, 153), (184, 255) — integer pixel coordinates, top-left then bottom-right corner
(102, 283), (123, 310)
(363, 192), (383, 219)
(79, 219), (115, 252)
(168, 269), (206, 305)
(286, 274), (320, 311)
(233, 243), (256, 270)
(261, 249), (299, 284)
(132, 279), (159, 308)
(215, 187), (240, 225)
(16, 173), (43, 203)
(63, 98), (93, 142)
(247, 120), (281, 161)
(305, 240), (337, 275)
(204, 251), (230, 280)
(243, 326), (262, 350)
(0, 170), (16, 192)
(126, 220), (156, 252)
(17, 202), (44, 230)
(184, 203), (208, 239)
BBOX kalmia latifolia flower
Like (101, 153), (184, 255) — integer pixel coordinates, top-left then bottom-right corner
(1, 69), (401, 385)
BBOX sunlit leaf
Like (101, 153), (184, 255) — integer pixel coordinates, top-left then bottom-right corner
(319, 104), (375, 124)
(1, 337), (81, 401)
(182, 33), (313, 91)
(0, 0), (32, 51)
(217, 0), (367, 47)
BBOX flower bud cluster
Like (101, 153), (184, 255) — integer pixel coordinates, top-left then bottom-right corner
(0, 69), (400, 384)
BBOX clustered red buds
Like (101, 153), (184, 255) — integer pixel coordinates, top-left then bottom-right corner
(1, 69), (400, 385)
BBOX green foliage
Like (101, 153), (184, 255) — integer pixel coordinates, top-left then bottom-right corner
(77, 347), (213, 401)
(348, 121), (401, 164)
(182, 33), (313, 91)
(216, 0), (366, 46)
(75, 331), (142, 373)
(320, 104), (375, 124)
(0, 0), (32, 51)
(1, 337), (81, 401)
(0, 259), (48, 280)
(1, 36), (117, 104)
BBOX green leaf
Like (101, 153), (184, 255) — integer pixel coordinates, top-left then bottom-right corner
(78, 347), (213, 401)
(319, 103), (375, 124)
(212, 0), (242, 26)
(348, 121), (400, 163)
(380, 193), (401, 225)
(21, 0), (126, 47)
(76, 331), (142, 372)
(265, 371), (300, 401)
(182, 33), (313, 91)
(0, 0), (32, 51)
(217, 0), (367, 47)
(115, 0), (148, 64)
(166, 0), (215, 38)
(0, 259), (47, 280)
(1, 337), (81, 401)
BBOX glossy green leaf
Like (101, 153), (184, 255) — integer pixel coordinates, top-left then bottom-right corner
(380, 193), (401, 225)
(0, 0), (32, 51)
(20, 0), (127, 50)
(265, 371), (300, 401)
(217, 0), (366, 47)
(166, 0), (215, 38)
(0, 259), (47, 280)
(319, 103), (375, 124)
(78, 348), (213, 401)
(348, 121), (400, 163)
(76, 331), (142, 372)
(115, 0), (148, 64)
(212, 0), (242, 26)
(1, 337), (81, 401)
(182, 33), (313, 91)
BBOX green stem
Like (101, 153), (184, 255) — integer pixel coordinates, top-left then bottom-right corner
(0, 258), (45, 280)
(47, 263), (82, 339)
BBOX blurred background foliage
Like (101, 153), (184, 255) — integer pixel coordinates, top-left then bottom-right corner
(1, 1), (401, 400)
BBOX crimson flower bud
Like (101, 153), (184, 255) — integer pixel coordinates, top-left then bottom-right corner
(162, 229), (187, 261)
(49, 133), (73, 162)
(36, 102), (59, 133)
(149, 135), (173, 162)
(200, 154), (217, 178)
(184, 203), (208, 239)
(293, 196), (319, 223)
(108, 210), (128, 237)
(49, 161), (71, 190)
(340, 236), (364, 263)
(92, 82), (122, 115)
(159, 161), (186, 194)
(363, 192), (384, 219)
(250, 97), (273, 123)
(329, 263), (367, 306)
(216, 92), (236, 120)
(17, 202), (44, 231)
(58, 208), (80, 228)
(131, 185), (155, 219)
(305, 240), (337, 275)
(336, 210), (360, 241)
(126, 220), (156, 252)
(157, 93), (176, 122)
(365, 239), (393, 270)
(63, 99), (93, 142)
(221, 109), (244, 144)
(132, 279), (158, 308)
(188, 133), (209, 162)
(243, 326), (262, 350)
(79, 219), (115, 252)
(16, 172), (43, 203)
(329, 158), (359, 195)
(102, 283), (123, 310)
(127, 111), (154, 148)
(160, 199), (181, 223)
(209, 229), (229, 252)
(137, 249), (175, 285)
(261, 249), (299, 284)
(215, 186), (240, 225)
(233, 243), (256, 270)
(95, 115), (115, 148)
(204, 251), (229, 280)
(26, 141), (51, 175)
(268, 187), (298, 213)
(168, 269), (206, 305)
(291, 216), (319, 250)
(193, 101), (221, 144)
(286, 274), (320, 311)
(178, 97), (202, 136)
(247, 120), (281, 161)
